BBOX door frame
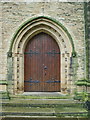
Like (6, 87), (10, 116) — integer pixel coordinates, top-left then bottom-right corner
(8, 16), (74, 95)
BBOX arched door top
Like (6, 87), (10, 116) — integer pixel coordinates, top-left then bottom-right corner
(9, 16), (75, 56)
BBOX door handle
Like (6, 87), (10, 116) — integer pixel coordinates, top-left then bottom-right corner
(44, 66), (47, 70)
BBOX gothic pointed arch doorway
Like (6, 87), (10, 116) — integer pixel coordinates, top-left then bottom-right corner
(9, 16), (74, 94)
(24, 32), (60, 92)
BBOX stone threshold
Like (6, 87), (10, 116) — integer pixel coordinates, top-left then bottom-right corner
(22, 92), (66, 96)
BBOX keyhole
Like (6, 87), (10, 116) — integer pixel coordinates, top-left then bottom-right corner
(45, 72), (46, 76)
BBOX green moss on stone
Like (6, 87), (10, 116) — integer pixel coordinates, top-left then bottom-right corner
(74, 91), (88, 101)
(0, 80), (8, 85)
(75, 79), (90, 87)
(84, 2), (89, 80)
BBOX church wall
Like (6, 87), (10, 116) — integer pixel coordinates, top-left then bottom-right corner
(0, 1), (86, 93)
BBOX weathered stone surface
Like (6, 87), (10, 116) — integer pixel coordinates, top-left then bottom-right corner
(0, 1), (86, 93)
(0, 0), (89, 2)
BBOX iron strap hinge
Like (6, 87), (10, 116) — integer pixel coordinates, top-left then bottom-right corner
(24, 80), (40, 83)
(24, 50), (39, 56)
(45, 80), (60, 83)
(45, 50), (60, 56)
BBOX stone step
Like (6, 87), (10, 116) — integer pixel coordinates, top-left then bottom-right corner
(1, 95), (87, 118)
(1, 107), (87, 117)
(1, 112), (88, 118)
(2, 99), (73, 102)
(1, 98), (84, 107)
(1, 101), (84, 108)
(2, 106), (86, 112)
(2, 103), (84, 108)
(2, 98), (77, 103)
(1, 112), (87, 117)
(1, 99), (87, 118)
(9, 92), (71, 99)
(1, 92), (73, 101)
(2, 99), (82, 104)
(1, 116), (88, 120)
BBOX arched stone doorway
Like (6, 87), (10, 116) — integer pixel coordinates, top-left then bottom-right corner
(8, 16), (75, 94)
(24, 32), (60, 92)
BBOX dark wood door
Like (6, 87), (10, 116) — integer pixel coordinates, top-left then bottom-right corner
(24, 32), (60, 92)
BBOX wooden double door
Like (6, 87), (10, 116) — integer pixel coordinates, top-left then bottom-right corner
(24, 32), (60, 92)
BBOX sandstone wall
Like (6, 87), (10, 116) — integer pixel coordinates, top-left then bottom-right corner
(0, 1), (86, 92)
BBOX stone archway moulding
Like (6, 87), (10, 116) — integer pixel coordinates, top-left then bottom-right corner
(8, 16), (75, 94)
